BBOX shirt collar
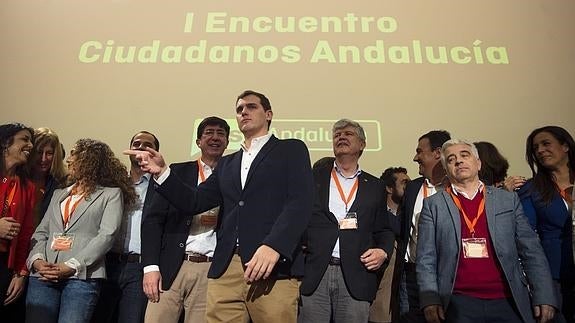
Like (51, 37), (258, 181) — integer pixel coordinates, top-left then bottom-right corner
(240, 133), (272, 152)
(133, 173), (151, 185)
(333, 161), (362, 179)
(450, 181), (484, 200)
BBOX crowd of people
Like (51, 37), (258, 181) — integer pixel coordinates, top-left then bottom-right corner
(0, 90), (573, 323)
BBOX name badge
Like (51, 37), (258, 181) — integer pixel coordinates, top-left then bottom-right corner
(462, 237), (488, 258)
(51, 233), (75, 251)
(200, 208), (218, 227)
(339, 212), (358, 230)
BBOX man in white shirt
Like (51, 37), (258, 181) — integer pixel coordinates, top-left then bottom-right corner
(141, 117), (229, 323)
(126, 90), (314, 323)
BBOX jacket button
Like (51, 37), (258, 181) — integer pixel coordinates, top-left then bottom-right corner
(238, 201), (245, 206)
(179, 243), (184, 248)
(186, 220), (191, 226)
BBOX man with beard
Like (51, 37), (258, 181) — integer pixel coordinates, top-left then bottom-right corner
(299, 119), (395, 322)
(141, 117), (229, 323)
(369, 167), (410, 323)
(93, 131), (160, 323)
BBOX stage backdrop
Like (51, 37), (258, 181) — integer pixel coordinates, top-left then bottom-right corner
(1, 0), (574, 178)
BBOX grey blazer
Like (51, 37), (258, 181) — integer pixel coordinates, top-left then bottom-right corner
(27, 186), (124, 280)
(416, 186), (557, 323)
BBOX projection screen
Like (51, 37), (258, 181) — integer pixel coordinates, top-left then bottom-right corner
(1, 0), (574, 178)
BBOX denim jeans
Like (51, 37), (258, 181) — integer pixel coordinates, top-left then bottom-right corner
(91, 255), (147, 323)
(26, 276), (101, 323)
(299, 264), (370, 323)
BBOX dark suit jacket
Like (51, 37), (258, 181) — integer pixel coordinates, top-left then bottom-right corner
(389, 177), (425, 318)
(518, 180), (575, 281)
(300, 166), (395, 301)
(155, 136), (314, 279)
(416, 187), (557, 323)
(141, 161), (200, 290)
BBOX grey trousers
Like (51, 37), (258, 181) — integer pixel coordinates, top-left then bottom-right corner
(299, 264), (370, 323)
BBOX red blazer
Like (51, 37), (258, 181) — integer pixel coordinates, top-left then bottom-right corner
(1, 177), (36, 274)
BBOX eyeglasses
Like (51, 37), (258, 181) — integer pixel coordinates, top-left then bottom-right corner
(202, 129), (227, 138)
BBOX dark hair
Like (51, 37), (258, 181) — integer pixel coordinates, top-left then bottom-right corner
(380, 167), (408, 189)
(0, 122), (35, 184)
(130, 131), (160, 151)
(196, 116), (230, 139)
(526, 126), (575, 203)
(419, 130), (451, 150)
(236, 90), (272, 129)
(474, 141), (509, 186)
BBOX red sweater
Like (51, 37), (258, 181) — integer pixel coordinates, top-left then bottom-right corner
(452, 191), (511, 299)
(0, 177), (36, 275)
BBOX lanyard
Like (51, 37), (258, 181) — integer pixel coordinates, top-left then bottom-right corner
(447, 186), (485, 237)
(63, 191), (84, 229)
(331, 168), (359, 212)
(557, 185), (573, 209)
(198, 160), (206, 183)
(1, 181), (17, 217)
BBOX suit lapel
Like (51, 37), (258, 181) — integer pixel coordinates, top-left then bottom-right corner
(141, 176), (156, 221)
(66, 188), (105, 231)
(54, 189), (70, 232)
(347, 173), (367, 214)
(228, 151), (243, 193)
(443, 190), (462, 244)
(318, 166), (338, 224)
(484, 186), (497, 246)
(244, 135), (279, 189)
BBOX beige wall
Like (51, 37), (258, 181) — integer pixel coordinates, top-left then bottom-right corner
(1, 0), (574, 178)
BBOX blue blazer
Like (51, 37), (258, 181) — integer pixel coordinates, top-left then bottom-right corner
(416, 186), (557, 323)
(155, 135), (314, 279)
(518, 179), (574, 281)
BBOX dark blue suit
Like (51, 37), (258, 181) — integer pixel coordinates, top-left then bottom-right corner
(518, 179), (575, 321)
(156, 135), (314, 279)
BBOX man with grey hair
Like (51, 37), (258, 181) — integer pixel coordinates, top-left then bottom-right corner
(299, 119), (395, 322)
(416, 139), (557, 323)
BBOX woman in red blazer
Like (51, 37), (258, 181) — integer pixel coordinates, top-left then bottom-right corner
(0, 123), (37, 313)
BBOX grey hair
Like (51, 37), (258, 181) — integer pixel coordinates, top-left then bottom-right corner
(440, 139), (480, 169)
(332, 119), (366, 142)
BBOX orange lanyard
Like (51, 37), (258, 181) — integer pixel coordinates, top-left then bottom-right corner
(63, 192), (83, 228)
(331, 168), (359, 212)
(198, 160), (206, 184)
(557, 185), (573, 209)
(447, 186), (485, 237)
(423, 184), (429, 198)
(1, 181), (17, 217)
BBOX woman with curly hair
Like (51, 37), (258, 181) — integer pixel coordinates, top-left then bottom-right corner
(518, 126), (574, 323)
(0, 123), (37, 318)
(25, 138), (137, 323)
(29, 127), (68, 225)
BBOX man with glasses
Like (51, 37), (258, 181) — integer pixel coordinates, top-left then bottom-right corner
(141, 117), (229, 323)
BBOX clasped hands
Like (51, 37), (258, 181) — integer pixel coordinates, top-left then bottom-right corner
(32, 259), (76, 282)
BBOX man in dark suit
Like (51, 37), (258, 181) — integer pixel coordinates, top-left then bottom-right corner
(416, 139), (557, 323)
(92, 131), (160, 323)
(141, 117), (229, 323)
(126, 90), (314, 323)
(392, 130), (450, 323)
(299, 119), (394, 322)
